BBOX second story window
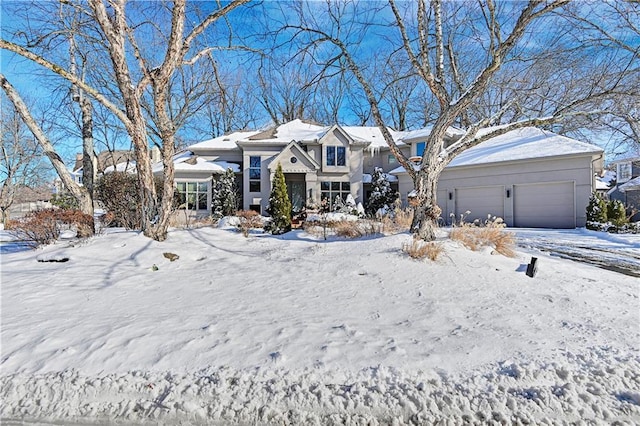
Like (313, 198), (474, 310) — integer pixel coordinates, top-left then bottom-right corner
(416, 142), (426, 157)
(617, 162), (632, 183)
(326, 146), (346, 166)
(249, 156), (261, 192)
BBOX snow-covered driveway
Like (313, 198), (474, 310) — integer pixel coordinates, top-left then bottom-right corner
(512, 228), (640, 278)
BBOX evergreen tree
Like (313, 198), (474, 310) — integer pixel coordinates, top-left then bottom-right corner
(212, 168), (238, 219)
(366, 167), (398, 216)
(585, 192), (607, 229)
(607, 199), (627, 227)
(266, 163), (291, 234)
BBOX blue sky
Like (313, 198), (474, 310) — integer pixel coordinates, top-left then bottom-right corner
(1, 1), (638, 167)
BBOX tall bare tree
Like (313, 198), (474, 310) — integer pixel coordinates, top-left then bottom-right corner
(1, 0), (250, 241)
(0, 97), (49, 227)
(278, 0), (637, 240)
(1, 76), (93, 218)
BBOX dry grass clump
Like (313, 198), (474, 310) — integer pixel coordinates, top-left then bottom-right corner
(449, 215), (515, 257)
(380, 200), (414, 234)
(304, 219), (382, 239)
(236, 210), (263, 237)
(333, 220), (366, 238)
(402, 238), (445, 261)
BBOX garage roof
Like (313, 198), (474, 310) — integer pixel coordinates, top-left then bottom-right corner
(448, 127), (603, 167)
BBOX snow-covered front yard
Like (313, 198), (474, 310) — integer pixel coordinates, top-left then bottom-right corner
(1, 225), (639, 424)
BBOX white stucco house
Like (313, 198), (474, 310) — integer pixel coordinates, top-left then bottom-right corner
(162, 119), (603, 229)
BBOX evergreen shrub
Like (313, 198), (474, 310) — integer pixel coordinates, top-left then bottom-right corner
(265, 163), (291, 234)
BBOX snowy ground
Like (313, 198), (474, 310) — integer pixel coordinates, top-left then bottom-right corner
(513, 228), (640, 278)
(1, 225), (639, 424)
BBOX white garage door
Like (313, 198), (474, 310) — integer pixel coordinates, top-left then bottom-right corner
(455, 186), (504, 224)
(514, 181), (575, 228)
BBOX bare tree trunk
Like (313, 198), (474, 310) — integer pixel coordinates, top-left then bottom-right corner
(150, 86), (176, 242)
(1, 73), (94, 221)
(410, 163), (444, 241)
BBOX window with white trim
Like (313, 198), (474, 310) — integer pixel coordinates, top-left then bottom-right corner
(617, 162), (632, 183)
(320, 181), (350, 208)
(326, 146), (346, 166)
(416, 142), (426, 156)
(176, 181), (209, 210)
(249, 156), (261, 192)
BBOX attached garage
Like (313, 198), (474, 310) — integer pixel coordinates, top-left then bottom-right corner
(455, 186), (504, 224)
(392, 127), (604, 229)
(514, 181), (575, 228)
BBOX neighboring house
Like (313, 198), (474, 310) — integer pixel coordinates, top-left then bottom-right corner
(6, 185), (54, 219)
(390, 127), (604, 228)
(72, 149), (160, 184)
(608, 156), (640, 222)
(170, 120), (603, 229)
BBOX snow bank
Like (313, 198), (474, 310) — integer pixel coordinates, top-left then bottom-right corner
(2, 227), (639, 424)
(2, 348), (638, 424)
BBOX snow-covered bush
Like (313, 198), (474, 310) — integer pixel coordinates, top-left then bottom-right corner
(585, 192), (607, 230)
(265, 163), (291, 235)
(607, 199), (627, 227)
(212, 168), (239, 219)
(366, 167), (398, 217)
(332, 194), (359, 216)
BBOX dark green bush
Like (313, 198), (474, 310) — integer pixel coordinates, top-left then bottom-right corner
(585, 192), (607, 230)
(265, 163), (291, 235)
(95, 172), (172, 229)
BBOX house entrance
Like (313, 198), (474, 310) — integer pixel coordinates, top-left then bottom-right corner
(285, 173), (306, 213)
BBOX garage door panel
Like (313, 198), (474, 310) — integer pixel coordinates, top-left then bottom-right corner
(455, 186), (504, 224)
(514, 181), (574, 228)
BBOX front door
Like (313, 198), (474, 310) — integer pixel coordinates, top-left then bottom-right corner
(286, 174), (306, 213)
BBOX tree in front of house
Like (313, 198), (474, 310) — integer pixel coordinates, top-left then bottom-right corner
(586, 192), (607, 229)
(212, 168), (238, 219)
(607, 199), (627, 227)
(266, 163), (291, 235)
(366, 167), (398, 217)
(279, 0), (635, 240)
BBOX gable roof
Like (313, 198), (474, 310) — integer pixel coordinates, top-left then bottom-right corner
(189, 130), (262, 150)
(619, 176), (640, 192)
(447, 127), (603, 167)
(152, 151), (239, 174)
(390, 126), (603, 174)
(267, 141), (320, 173)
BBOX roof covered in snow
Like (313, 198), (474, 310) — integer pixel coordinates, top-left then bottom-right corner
(152, 151), (239, 174)
(596, 170), (616, 190)
(390, 127), (603, 174)
(189, 130), (262, 150)
(448, 127), (603, 167)
(186, 120), (463, 151)
(619, 176), (640, 192)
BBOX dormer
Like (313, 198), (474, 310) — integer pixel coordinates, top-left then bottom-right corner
(267, 141), (320, 174)
(317, 125), (365, 173)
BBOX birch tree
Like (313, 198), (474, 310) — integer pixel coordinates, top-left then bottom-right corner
(1, 0), (250, 241)
(279, 0), (637, 240)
